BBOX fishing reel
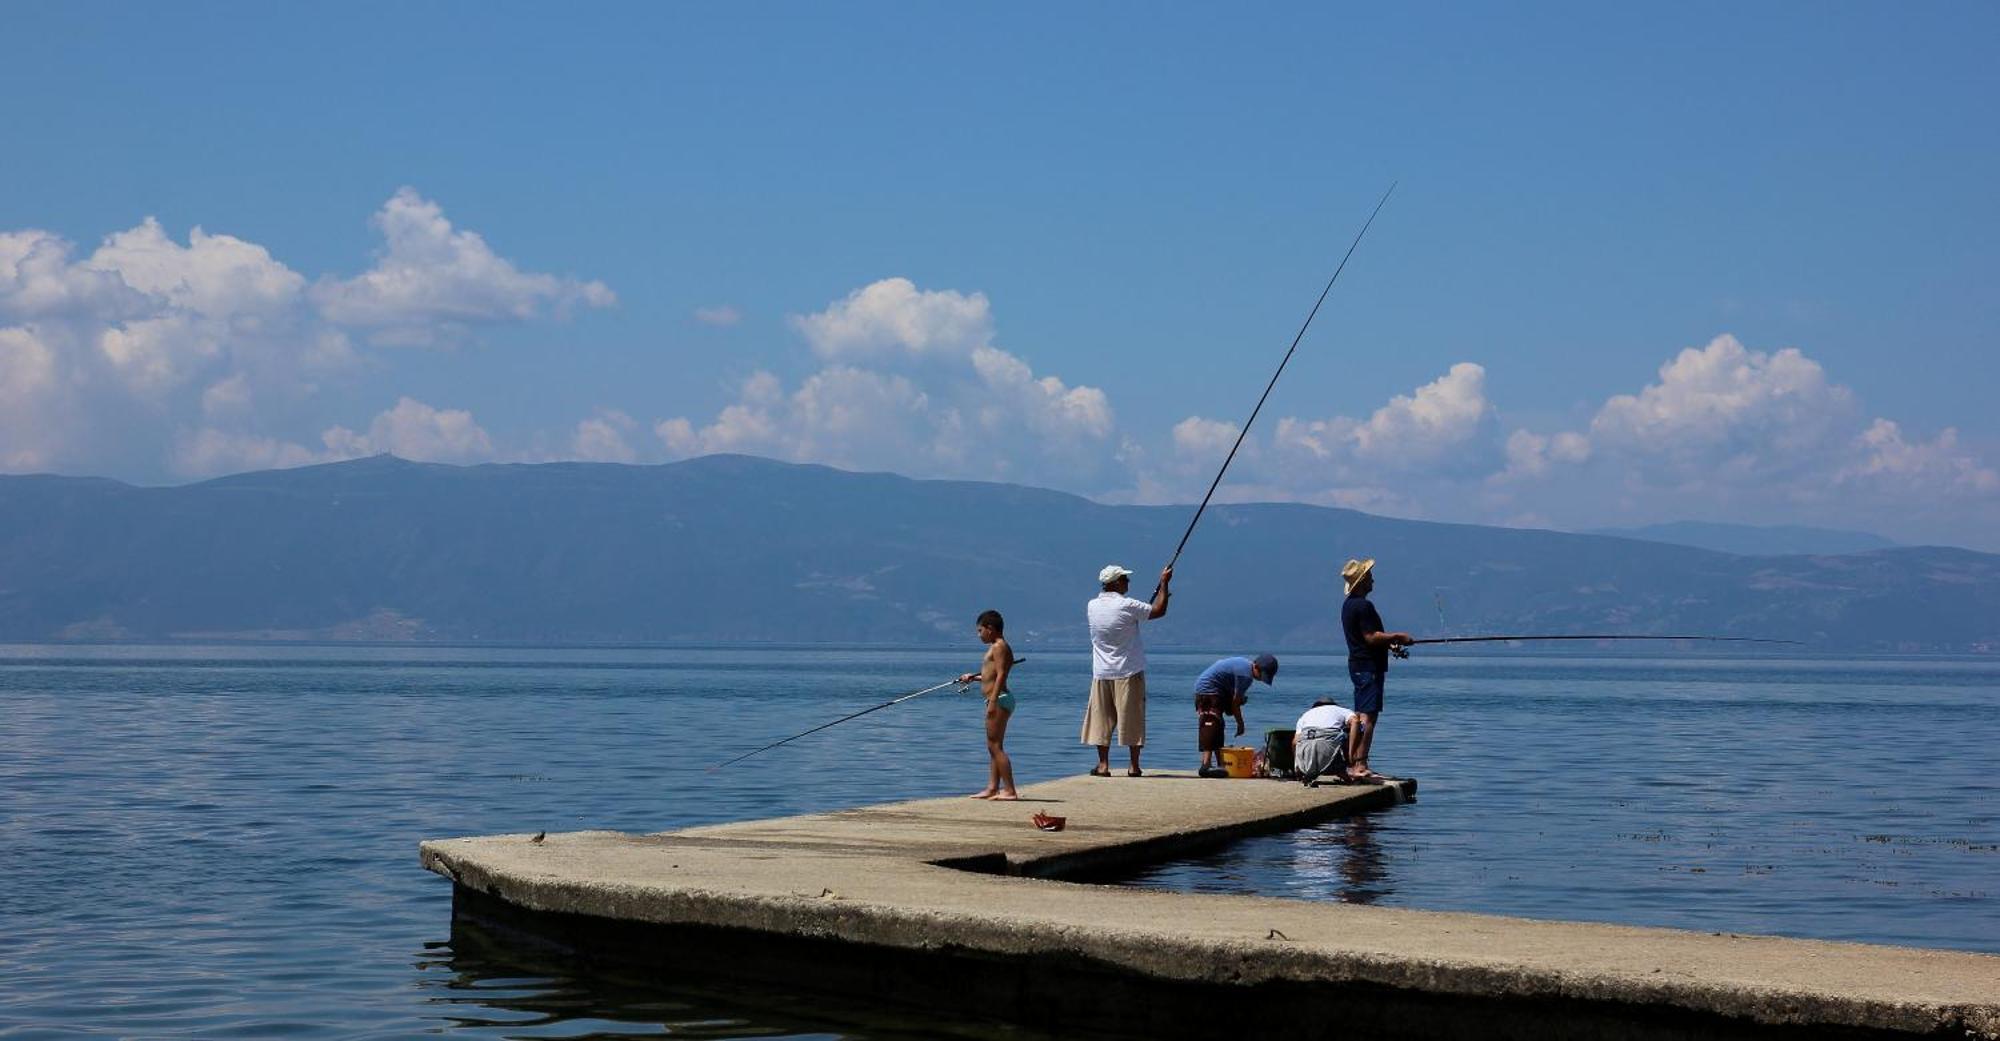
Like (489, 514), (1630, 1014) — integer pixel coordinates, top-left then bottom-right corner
(1391, 644), (1411, 660)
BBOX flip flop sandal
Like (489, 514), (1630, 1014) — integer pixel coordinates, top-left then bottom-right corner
(1089, 766), (1111, 777)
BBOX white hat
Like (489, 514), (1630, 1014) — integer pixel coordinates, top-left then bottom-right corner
(1098, 564), (1134, 585)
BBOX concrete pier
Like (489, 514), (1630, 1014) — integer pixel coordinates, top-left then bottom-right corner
(423, 773), (1999, 1040)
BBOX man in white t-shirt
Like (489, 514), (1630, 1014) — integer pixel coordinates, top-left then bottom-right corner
(1083, 563), (1172, 777)
(1292, 699), (1357, 786)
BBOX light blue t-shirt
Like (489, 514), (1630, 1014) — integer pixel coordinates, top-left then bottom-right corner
(1193, 656), (1254, 700)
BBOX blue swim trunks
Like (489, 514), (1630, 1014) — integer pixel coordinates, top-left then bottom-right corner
(1350, 670), (1384, 715)
(994, 690), (1017, 713)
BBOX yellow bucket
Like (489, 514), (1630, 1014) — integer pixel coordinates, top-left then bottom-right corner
(1219, 746), (1257, 779)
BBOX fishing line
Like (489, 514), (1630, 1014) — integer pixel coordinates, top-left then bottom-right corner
(1392, 634), (1798, 658)
(710, 658), (1027, 770)
(1405, 634), (1798, 646)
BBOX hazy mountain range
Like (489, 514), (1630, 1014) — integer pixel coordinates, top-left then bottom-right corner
(1, 454), (1995, 651)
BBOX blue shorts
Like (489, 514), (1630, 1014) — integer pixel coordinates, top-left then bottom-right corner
(993, 691), (1016, 714)
(1350, 670), (1384, 715)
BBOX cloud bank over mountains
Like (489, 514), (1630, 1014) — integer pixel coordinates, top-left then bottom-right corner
(0, 189), (608, 478)
(2, 198), (1994, 547)
(654, 278), (1116, 483)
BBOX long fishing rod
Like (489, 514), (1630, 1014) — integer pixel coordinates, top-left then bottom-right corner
(1160, 183), (1397, 584)
(1392, 634), (1798, 657)
(710, 659), (1027, 770)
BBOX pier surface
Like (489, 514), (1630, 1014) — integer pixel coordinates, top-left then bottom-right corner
(423, 773), (1999, 1040)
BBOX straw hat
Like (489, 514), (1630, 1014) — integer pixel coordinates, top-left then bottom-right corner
(1341, 557), (1375, 595)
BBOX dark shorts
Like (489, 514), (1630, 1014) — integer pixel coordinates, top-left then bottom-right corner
(1194, 692), (1230, 751)
(1350, 669), (1384, 715)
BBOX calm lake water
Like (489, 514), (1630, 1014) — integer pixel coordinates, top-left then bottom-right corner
(3, 644), (1996, 1038)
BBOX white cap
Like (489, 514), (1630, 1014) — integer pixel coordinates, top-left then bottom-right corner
(1098, 564), (1134, 585)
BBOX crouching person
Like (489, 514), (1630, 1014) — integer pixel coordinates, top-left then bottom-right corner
(1292, 698), (1359, 787)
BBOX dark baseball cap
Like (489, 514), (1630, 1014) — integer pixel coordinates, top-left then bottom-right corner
(1253, 653), (1278, 683)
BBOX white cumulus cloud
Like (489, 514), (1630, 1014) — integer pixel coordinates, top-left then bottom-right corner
(0, 326), (57, 403)
(1587, 334), (1854, 480)
(1497, 427), (1591, 481)
(1351, 362), (1496, 465)
(91, 218), (306, 319)
(172, 427), (327, 477)
(0, 229), (150, 320)
(970, 345), (1114, 443)
(0, 326), (60, 469)
(660, 279), (1116, 483)
(1259, 362), (1498, 482)
(321, 397), (495, 463)
(570, 409), (640, 464)
(1839, 419), (2000, 496)
(1171, 416), (1243, 466)
(658, 368), (947, 470)
(1, 193), (611, 479)
(791, 277), (992, 360)
(1475, 335), (1998, 545)
(174, 397), (497, 477)
(312, 188), (614, 346)
(1137, 364), (1499, 511)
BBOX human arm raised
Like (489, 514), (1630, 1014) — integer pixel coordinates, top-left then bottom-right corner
(1148, 565), (1173, 619)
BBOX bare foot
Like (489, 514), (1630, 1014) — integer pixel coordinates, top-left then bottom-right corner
(968, 789), (997, 799)
(992, 791), (1019, 801)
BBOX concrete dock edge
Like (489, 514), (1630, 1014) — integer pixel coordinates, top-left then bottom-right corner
(423, 773), (2000, 1040)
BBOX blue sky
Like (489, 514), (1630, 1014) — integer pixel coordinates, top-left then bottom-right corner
(3, 4), (1997, 547)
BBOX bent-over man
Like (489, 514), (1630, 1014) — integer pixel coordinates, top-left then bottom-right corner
(1193, 653), (1278, 777)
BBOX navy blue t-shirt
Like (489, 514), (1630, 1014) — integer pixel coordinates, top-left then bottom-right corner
(1341, 594), (1388, 673)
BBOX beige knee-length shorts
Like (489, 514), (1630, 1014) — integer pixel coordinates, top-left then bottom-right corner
(1081, 672), (1146, 747)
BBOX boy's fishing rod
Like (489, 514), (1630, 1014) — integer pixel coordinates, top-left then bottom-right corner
(1391, 634), (1798, 657)
(1159, 183), (1397, 589)
(710, 659), (1027, 770)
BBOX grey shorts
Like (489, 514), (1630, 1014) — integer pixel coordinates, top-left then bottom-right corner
(1294, 725), (1349, 781)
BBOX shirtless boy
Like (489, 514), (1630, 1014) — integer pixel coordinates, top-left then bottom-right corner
(957, 609), (1018, 800)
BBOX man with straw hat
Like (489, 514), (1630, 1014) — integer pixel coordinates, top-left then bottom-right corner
(1340, 557), (1410, 780)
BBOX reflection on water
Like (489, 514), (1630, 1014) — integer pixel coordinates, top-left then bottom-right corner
(1301, 811), (1391, 904)
(1120, 807), (1401, 906)
(423, 919), (1065, 1041)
